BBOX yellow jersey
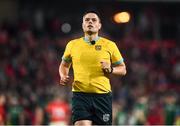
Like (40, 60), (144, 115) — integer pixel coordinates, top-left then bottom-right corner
(62, 37), (124, 93)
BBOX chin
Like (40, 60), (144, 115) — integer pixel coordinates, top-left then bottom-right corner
(87, 31), (96, 35)
(87, 31), (93, 35)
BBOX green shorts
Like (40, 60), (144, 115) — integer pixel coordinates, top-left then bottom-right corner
(71, 92), (112, 125)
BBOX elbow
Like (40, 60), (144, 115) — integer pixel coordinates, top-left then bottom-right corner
(119, 63), (127, 76)
(120, 66), (127, 76)
(121, 68), (127, 76)
(113, 65), (127, 76)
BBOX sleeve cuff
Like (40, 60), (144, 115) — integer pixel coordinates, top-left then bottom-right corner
(112, 58), (124, 65)
(62, 57), (72, 63)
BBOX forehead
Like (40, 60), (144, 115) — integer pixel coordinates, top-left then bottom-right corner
(83, 13), (99, 19)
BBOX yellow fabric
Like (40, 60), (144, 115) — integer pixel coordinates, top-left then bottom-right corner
(62, 37), (124, 93)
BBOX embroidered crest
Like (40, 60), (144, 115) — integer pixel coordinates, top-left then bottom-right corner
(95, 45), (102, 51)
(103, 114), (110, 122)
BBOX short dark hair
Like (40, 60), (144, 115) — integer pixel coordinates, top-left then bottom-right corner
(83, 10), (101, 23)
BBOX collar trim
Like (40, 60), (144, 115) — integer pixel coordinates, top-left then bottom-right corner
(83, 36), (100, 44)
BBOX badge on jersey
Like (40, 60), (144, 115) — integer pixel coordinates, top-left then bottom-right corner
(95, 45), (102, 51)
(103, 113), (110, 122)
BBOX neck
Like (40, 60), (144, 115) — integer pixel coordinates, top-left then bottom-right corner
(84, 33), (98, 41)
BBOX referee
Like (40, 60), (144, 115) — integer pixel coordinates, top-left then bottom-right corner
(59, 11), (126, 126)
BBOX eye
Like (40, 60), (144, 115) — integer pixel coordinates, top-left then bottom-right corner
(92, 18), (97, 22)
(85, 18), (90, 22)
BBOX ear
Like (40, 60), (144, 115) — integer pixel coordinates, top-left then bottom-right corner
(98, 23), (102, 30)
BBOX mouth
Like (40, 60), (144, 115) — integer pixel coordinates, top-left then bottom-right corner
(88, 25), (93, 28)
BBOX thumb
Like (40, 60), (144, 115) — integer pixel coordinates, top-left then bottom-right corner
(66, 76), (70, 79)
(100, 61), (104, 64)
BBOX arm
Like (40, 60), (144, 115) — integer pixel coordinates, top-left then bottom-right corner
(100, 61), (126, 76)
(111, 62), (126, 75)
(59, 60), (71, 85)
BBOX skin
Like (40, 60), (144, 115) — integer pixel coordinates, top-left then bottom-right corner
(59, 12), (127, 126)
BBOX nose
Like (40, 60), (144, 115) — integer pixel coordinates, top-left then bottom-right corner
(88, 19), (93, 24)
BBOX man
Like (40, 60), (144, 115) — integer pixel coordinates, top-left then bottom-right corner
(59, 11), (126, 126)
(46, 93), (70, 126)
(0, 93), (6, 125)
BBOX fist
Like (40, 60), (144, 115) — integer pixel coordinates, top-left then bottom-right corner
(60, 75), (70, 85)
(100, 61), (112, 74)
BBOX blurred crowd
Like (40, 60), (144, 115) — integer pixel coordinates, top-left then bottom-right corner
(0, 7), (180, 125)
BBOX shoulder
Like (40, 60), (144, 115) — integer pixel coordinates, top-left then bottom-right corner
(100, 37), (117, 46)
(67, 38), (81, 44)
(66, 37), (82, 46)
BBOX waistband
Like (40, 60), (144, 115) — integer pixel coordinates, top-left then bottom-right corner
(72, 92), (112, 97)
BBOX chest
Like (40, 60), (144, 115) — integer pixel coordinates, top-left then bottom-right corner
(71, 44), (111, 64)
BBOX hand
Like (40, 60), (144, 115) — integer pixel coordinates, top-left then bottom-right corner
(100, 61), (112, 74)
(60, 75), (70, 85)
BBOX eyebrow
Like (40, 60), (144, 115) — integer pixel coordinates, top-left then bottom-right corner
(83, 13), (101, 22)
(85, 17), (97, 19)
(84, 17), (99, 22)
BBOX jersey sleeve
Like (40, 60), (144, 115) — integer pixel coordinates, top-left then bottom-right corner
(110, 43), (124, 65)
(62, 41), (73, 63)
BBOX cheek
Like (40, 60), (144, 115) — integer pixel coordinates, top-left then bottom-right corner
(95, 24), (101, 29)
(82, 24), (86, 29)
(84, 24), (89, 28)
(95, 26), (100, 30)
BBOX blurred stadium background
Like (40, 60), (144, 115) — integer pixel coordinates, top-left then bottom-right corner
(0, 0), (179, 125)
